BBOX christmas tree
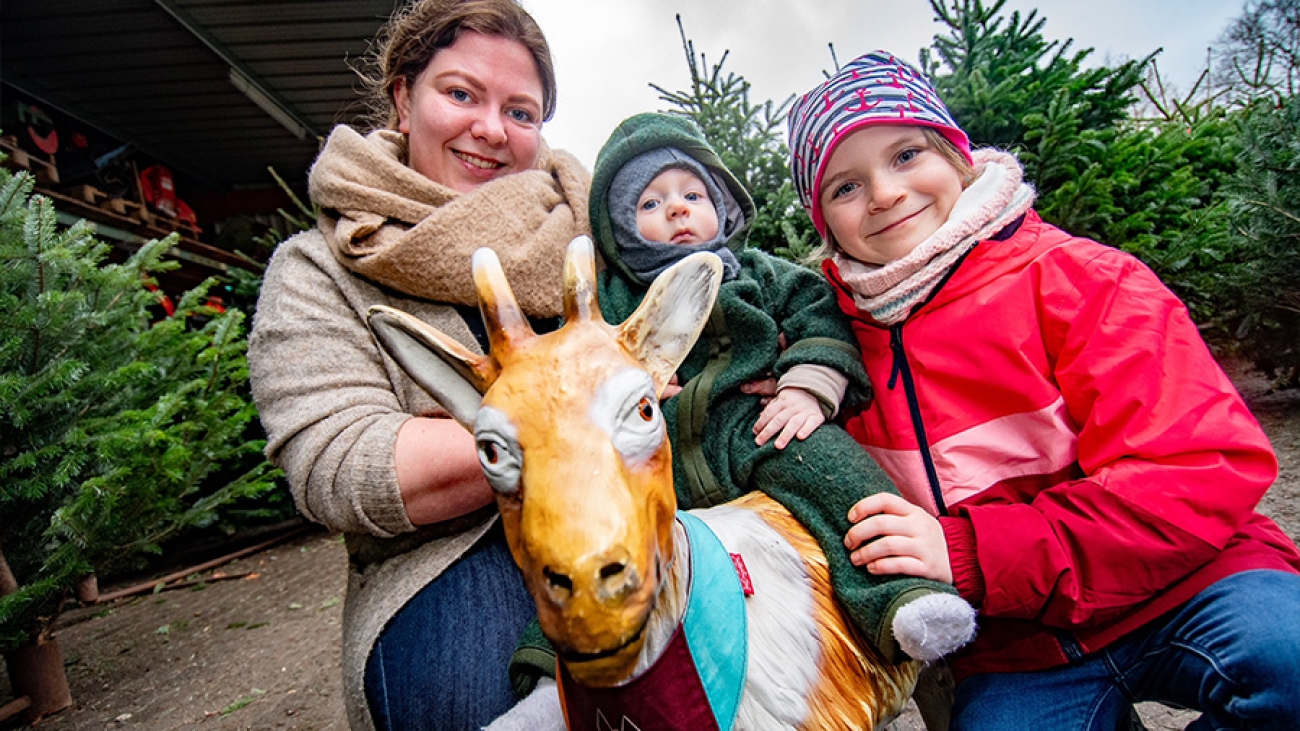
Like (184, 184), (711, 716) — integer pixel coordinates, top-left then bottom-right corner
(0, 162), (280, 720)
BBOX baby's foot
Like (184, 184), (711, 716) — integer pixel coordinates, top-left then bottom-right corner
(892, 593), (976, 661)
(481, 678), (565, 731)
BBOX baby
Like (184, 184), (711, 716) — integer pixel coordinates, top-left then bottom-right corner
(588, 112), (975, 663)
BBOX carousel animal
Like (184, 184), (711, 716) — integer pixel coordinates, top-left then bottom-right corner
(366, 236), (923, 730)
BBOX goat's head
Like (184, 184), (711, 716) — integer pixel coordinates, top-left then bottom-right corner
(367, 236), (721, 685)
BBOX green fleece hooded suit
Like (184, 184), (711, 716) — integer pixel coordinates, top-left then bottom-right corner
(589, 113), (965, 664)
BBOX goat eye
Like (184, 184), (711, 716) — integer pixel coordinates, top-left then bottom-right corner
(592, 368), (665, 467)
(474, 407), (522, 495)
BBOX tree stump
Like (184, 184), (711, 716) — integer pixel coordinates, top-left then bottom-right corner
(4, 636), (72, 723)
(0, 547), (73, 723)
(75, 574), (99, 604)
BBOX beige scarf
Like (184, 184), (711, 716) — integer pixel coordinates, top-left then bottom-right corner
(309, 126), (591, 318)
(833, 149), (1035, 325)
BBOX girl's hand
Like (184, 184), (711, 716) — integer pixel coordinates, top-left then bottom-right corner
(753, 387), (824, 449)
(845, 493), (953, 583)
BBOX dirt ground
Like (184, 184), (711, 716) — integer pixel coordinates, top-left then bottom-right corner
(3, 358), (1298, 731)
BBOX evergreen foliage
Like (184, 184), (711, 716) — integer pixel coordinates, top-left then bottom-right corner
(650, 16), (820, 262)
(920, 0), (1246, 328)
(649, 1), (1298, 385)
(922, 0), (1149, 153)
(1221, 96), (1300, 384)
(222, 166), (318, 317)
(0, 165), (281, 652)
(922, 0), (1167, 239)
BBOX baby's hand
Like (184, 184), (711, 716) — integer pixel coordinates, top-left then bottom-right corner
(753, 387), (824, 449)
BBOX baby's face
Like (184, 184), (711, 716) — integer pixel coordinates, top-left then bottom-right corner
(636, 168), (720, 246)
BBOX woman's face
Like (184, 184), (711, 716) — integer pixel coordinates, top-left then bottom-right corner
(394, 31), (544, 192)
(818, 124), (965, 265)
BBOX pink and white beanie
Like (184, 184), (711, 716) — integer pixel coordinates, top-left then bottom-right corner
(788, 50), (972, 238)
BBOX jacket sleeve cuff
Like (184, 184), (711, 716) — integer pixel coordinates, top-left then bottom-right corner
(777, 364), (849, 418)
(341, 413), (417, 536)
(941, 516), (986, 605)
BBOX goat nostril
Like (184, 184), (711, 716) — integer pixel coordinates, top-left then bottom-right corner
(597, 560), (639, 601)
(543, 566), (573, 593)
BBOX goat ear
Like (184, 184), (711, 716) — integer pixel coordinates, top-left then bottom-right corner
(618, 252), (723, 396)
(367, 305), (498, 429)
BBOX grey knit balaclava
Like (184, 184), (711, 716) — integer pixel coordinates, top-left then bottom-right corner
(607, 147), (741, 283)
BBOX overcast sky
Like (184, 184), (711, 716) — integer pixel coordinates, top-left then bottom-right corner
(520, 0), (1243, 168)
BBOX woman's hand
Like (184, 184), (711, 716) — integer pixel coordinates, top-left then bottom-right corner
(661, 373), (683, 401)
(845, 493), (953, 584)
(753, 387), (825, 449)
(739, 376), (778, 403)
(739, 333), (785, 406)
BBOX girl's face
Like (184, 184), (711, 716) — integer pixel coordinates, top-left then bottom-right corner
(394, 31), (544, 193)
(818, 125), (965, 265)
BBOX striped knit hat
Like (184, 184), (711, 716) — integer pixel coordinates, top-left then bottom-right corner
(788, 50), (972, 238)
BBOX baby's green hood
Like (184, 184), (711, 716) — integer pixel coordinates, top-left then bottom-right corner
(590, 113), (756, 283)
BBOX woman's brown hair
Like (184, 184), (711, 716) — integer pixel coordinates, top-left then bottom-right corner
(361, 0), (557, 131)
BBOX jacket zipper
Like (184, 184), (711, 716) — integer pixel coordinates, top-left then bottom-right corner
(873, 240), (997, 516)
(888, 324), (948, 516)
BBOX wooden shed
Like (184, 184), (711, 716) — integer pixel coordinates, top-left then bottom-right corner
(1, 0), (400, 292)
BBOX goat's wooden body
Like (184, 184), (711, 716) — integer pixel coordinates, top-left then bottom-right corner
(367, 238), (919, 730)
(691, 494), (919, 729)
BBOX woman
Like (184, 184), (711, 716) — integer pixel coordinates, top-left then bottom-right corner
(247, 2), (589, 729)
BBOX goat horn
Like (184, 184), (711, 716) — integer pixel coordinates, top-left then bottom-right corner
(563, 236), (601, 324)
(472, 247), (535, 357)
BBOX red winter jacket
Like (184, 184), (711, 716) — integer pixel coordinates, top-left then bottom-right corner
(825, 210), (1300, 680)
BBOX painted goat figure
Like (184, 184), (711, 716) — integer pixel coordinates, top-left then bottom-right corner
(367, 237), (921, 730)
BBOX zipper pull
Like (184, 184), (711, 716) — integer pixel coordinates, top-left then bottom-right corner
(888, 326), (903, 390)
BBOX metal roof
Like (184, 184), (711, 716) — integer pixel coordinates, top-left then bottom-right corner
(2, 0), (403, 190)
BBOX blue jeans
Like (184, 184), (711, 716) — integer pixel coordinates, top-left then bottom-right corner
(364, 523), (536, 731)
(952, 570), (1300, 730)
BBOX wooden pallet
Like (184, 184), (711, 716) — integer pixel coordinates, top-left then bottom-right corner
(46, 181), (182, 242)
(177, 219), (203, 238)
(99, 195), (128, 215)
(88, 189), (150, 226)
(120, 198), (155, 226)
(0, 134), (60, 185)
(66, 183), (108, 206)
(80, 182), (203, 235)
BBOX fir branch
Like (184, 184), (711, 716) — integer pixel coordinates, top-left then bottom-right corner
(1242, 199), (1300, 226)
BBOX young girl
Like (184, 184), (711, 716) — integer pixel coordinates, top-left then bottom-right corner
(787, 50), (1300, 729)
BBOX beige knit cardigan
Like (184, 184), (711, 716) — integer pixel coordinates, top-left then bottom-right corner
(248, 126), (590, 731)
